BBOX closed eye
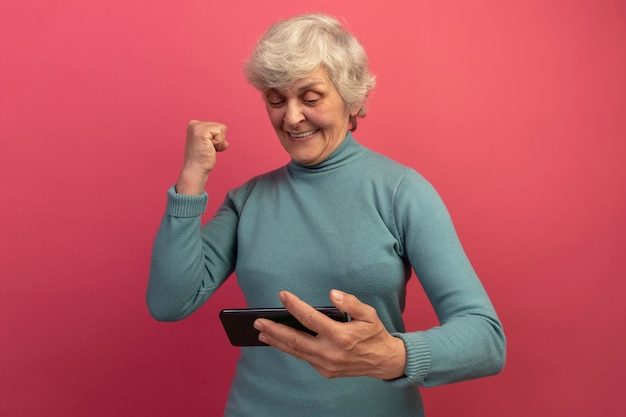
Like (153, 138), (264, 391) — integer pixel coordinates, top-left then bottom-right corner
(265, 90), (286, 107)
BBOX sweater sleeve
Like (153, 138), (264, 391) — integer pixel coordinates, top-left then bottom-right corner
(388, 171), (506, 387)
(146, 185), (239, 321)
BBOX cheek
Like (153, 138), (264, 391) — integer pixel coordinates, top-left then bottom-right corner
(266, 109), (283, 128)
(310, 105), (347, 129)
(304, 109), (329, 128)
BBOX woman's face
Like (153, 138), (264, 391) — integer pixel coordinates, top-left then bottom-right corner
(264, 67), (357, 166)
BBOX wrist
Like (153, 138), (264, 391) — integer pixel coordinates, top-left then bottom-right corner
(176, 167), (209, 195)
(386, 336), (408, 379)
(375, 336), (407, 380)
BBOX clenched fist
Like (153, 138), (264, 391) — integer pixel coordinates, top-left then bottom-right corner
(176, 121), (229, 195)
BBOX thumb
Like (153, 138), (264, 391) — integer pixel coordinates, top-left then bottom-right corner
(212, 137), (229, 152)
(330, 289), (376, 323)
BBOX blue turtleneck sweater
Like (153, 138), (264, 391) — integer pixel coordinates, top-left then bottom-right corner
(147, 133), (505, 417)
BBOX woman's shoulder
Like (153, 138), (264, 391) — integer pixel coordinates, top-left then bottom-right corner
(225, 165), (289, 200)
(360, 146), (432, 188)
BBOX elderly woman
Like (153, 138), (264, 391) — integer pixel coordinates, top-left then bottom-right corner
(147, 13), (506, 417)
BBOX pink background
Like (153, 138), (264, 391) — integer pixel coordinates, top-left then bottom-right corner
(1, 0), (624, 415)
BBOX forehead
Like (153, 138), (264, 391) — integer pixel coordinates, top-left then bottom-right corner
(269, 67), (332, 95)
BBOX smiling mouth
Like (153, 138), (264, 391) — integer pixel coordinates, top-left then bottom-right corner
(288, 129), (318, 138)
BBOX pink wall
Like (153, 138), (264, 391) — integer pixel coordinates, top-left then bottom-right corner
(1, 1), (624, 415)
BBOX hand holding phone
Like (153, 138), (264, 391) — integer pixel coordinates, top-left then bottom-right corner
(219, 307), (349, 346)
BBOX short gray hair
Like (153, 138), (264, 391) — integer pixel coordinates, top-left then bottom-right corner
(244, 13), (376, 130)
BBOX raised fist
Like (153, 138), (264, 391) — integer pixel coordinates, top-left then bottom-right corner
(176, 120), (229, 195)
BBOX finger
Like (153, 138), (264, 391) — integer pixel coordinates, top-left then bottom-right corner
(187, 120), (221, 140)
(279, 291), (342, 337)
(212, 138), (229, 152)
(204, 123), (228, 152)
(205, 125), (227, 148)
(253, 317), (317, 356)
(329, 289), (377, 323)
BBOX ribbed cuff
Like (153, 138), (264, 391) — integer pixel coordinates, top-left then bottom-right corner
(385, 332), (431, 388)
(165, 185), (208, 217)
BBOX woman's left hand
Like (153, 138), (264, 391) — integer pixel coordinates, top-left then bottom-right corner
(253, 289), (407, 380)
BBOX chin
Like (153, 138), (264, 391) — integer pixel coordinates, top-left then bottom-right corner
(290, 152), (322, 165)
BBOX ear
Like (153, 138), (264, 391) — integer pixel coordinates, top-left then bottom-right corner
(349, 104), (363, 118)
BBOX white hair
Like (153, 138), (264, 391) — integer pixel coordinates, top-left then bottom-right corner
(244, 13), (376, 130)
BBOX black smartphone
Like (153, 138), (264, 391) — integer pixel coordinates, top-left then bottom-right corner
(219, 306), (349, 346)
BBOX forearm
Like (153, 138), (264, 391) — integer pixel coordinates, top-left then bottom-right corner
(393, 306), (505, 387)
(147, 214), (209, 321)
(146, 186), (236, 321)
(422, 311), (505, 385)
(390, 171), (506, 386)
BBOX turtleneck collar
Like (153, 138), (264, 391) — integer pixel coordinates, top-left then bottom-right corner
(287, 132), (367, 174)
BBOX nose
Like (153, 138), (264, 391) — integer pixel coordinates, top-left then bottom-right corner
(283, 101), (305, 127)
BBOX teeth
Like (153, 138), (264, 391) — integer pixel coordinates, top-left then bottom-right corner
(289, 130), (317, 138)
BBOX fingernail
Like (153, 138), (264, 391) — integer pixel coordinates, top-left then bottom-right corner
(331, 289), (344, 301)
(253, 319), (264, 331)
(278, 291), (287, 303)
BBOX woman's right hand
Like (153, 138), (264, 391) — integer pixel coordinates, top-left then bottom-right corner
(175, 120), (229, 195)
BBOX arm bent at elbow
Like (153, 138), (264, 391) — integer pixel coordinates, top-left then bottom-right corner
(146, 186), (237, 322)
